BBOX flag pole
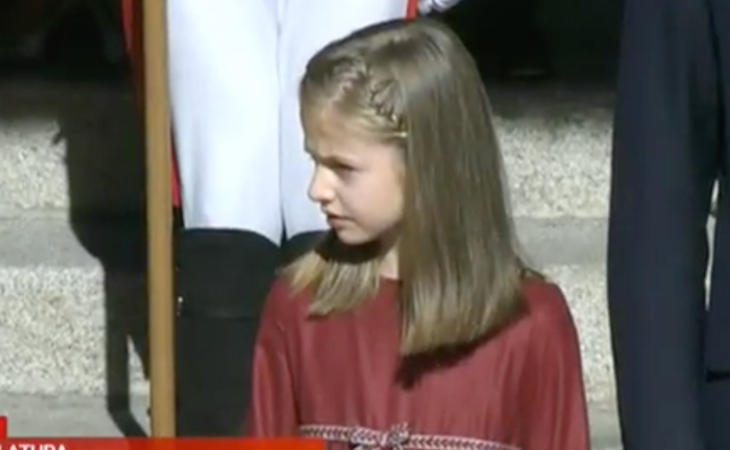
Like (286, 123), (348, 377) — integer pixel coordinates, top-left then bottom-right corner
(143, 0), (175, 437)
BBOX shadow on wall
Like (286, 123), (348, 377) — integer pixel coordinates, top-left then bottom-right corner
(1, 1), (150, 437)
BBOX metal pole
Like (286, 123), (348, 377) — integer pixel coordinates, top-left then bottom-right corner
(143, 0), (175, 437)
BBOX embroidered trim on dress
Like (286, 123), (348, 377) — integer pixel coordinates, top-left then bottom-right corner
(298, 423), (521, 450)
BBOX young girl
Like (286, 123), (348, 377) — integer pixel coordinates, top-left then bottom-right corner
(246, 17), (590, 450)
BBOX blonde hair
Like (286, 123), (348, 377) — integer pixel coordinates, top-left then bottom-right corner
(286, 17), (536, 355)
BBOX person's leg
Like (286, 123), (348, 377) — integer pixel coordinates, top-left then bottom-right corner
(608, 0), (720, 448)
(278, 0), (412, 258)
(169, 0), (281, 239)
(167, 0), (281, 435)
(704, 0), (730, 447)
(174, 230), (279, 436)
(704, 372), (730, 450)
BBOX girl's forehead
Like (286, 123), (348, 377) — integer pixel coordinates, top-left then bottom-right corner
(302, 102), (398, 158)
(305, 127), (364, 157)
(304, 110), (366, 152)
(303, 104), (348, 139)
(304, 125), (398, 163)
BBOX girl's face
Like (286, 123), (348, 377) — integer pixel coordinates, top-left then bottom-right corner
(305, 125), (404, 247)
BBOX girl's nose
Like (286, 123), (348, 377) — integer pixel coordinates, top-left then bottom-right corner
(307, 166), (335, 204)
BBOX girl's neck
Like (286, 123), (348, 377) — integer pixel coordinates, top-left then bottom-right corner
(380, 246), (399, 280)
(378, 228), (400, 280)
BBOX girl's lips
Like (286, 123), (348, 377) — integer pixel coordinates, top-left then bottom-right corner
(324, 211), (345, 219)
(326, 214), (348, 226)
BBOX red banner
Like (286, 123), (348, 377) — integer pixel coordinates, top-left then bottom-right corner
(0, 439), (323, 450)
(0, 420), (322, 450)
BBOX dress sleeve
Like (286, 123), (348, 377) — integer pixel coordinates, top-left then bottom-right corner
(520, 284), (591, 450)
(244, 281), (299, 437)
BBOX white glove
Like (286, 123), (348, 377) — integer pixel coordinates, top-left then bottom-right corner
(418, 0), (463, 14)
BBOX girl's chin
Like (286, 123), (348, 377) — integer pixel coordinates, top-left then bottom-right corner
(332, 229), (371, 246)
(332, 224), (399, 250)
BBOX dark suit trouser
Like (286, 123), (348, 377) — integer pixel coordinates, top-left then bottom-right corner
(609, 0), (730, 449)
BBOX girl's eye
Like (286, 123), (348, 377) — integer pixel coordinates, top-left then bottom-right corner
(334, 163), (357, 180)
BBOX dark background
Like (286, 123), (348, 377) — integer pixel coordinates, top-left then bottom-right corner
(0, 0), (622, 83)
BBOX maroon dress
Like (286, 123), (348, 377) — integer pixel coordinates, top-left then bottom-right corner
(246, 277), (590, 450)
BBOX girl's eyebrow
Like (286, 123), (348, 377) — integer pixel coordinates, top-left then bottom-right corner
(316, 154), (358, 168)
(305, 143), (359, 166)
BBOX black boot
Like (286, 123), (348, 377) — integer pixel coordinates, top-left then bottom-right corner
(175, 229), (280, 436)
